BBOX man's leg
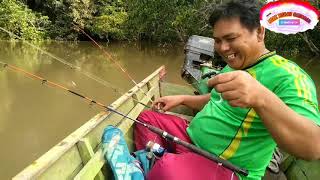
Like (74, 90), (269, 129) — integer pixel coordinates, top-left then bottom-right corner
(147, 152), (239, 180)
(134, 110), (191, 153)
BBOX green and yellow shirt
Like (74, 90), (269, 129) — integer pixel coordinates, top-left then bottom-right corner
(187, 52), (320, 180)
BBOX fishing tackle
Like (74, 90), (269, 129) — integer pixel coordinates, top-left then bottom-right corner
(145, 141), (166, 157)
(0, 27), (150, 108)
(0, 61), (150, 108)
(1, 61), (248, 176)
(73, 25), (153, 103)
(0, 27), (118, 91)
(106, 106), (249, 176)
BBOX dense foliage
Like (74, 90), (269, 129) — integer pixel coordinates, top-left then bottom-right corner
(125, 0), (217, 43)
(87, 0), (127, 40)
(0, 0), (319, 56)
(0, 0), (50, 40)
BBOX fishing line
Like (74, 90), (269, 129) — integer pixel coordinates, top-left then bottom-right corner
(0, 27), (150, 108)
(0, 61), (151, 109)
(0, 27), (182, 119)
(0, 27), (119, 91)
(73, 24), (154, 103)
(1, 61), (248, 176)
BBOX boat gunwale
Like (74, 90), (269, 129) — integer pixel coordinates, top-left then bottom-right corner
(13, 65), (165, 179)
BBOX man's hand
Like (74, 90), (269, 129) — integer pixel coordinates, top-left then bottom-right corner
(152, 95), (184, 112)
(207, 71), (267, 108)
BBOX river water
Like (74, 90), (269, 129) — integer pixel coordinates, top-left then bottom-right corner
(0, 41), (319, 179)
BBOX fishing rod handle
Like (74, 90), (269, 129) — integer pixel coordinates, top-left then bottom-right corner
(176, 139), (248, 176)
(146, 124), (248, 176)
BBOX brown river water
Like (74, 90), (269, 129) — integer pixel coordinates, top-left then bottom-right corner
(0, 41), (319, 179)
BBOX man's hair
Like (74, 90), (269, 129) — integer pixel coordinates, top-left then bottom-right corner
(209, 0), (264, 32)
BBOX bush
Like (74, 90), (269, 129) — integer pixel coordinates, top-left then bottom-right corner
(0, 0), (50, 41)
(87, 0), (128, 41)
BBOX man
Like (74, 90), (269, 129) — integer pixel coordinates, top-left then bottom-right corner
(134, 0), (320, 179)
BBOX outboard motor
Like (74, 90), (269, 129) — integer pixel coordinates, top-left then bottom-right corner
(181, 35), (226, 94)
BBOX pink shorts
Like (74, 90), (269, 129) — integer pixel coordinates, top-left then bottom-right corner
(134, 110), (239, 180)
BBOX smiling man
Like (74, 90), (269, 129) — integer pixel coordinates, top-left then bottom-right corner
(134, 0), (320, 180)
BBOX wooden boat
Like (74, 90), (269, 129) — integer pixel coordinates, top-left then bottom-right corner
(13, 66), (194, 180)
(13, 66), (320, 180)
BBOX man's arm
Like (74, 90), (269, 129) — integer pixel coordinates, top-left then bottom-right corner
(208, 71), (320, 160)
(152, 94), (211, 111)
(181, 94), (211, 111)
(255, 88), (320, 160)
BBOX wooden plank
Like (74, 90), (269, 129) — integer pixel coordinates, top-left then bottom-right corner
(124, 126), (135, 153)
(77, 138), (104, 180)
(117, 87), (157, 134)
(118, 87), (159, 152)
(37, 146), (83, 180)
(133, 84), (149, 101)
(73, 149), (105, 180)
(74, 85), (158, 180)
(120, 66), (163, 104)
(74, 92), (154, 180)
(86, 99), (136, 151)
(85, 65), (162, 150)
(148, 79), (160, 101)
(86, 80), (160, 151)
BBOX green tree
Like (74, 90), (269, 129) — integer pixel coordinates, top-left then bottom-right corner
(172, 0), (218, 42)
(125, 0), (187, 42)
(28, 0), (94, 40)
(1, 0), (319, 58)
(87, 0), (128, 41)
(125, 0), (219, 43)
(0, 0), (50, 40)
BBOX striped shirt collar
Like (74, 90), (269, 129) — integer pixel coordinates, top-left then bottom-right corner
(244, 51), (276, 70)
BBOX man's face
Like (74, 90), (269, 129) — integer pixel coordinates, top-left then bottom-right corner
(213, 17), (263, 70)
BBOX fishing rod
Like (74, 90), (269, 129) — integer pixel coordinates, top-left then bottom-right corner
(0, 61), (150, 109)
(0, 27), (150, 108)
(107, 107), (249, 176)
(73, 25), (154, 103)
(0, 61), (248, 176)
(0, 27), (118, 92)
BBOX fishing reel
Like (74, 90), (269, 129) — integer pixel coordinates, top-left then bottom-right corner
(181, 35), (226, 94)
(145, 141), (166, 168)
